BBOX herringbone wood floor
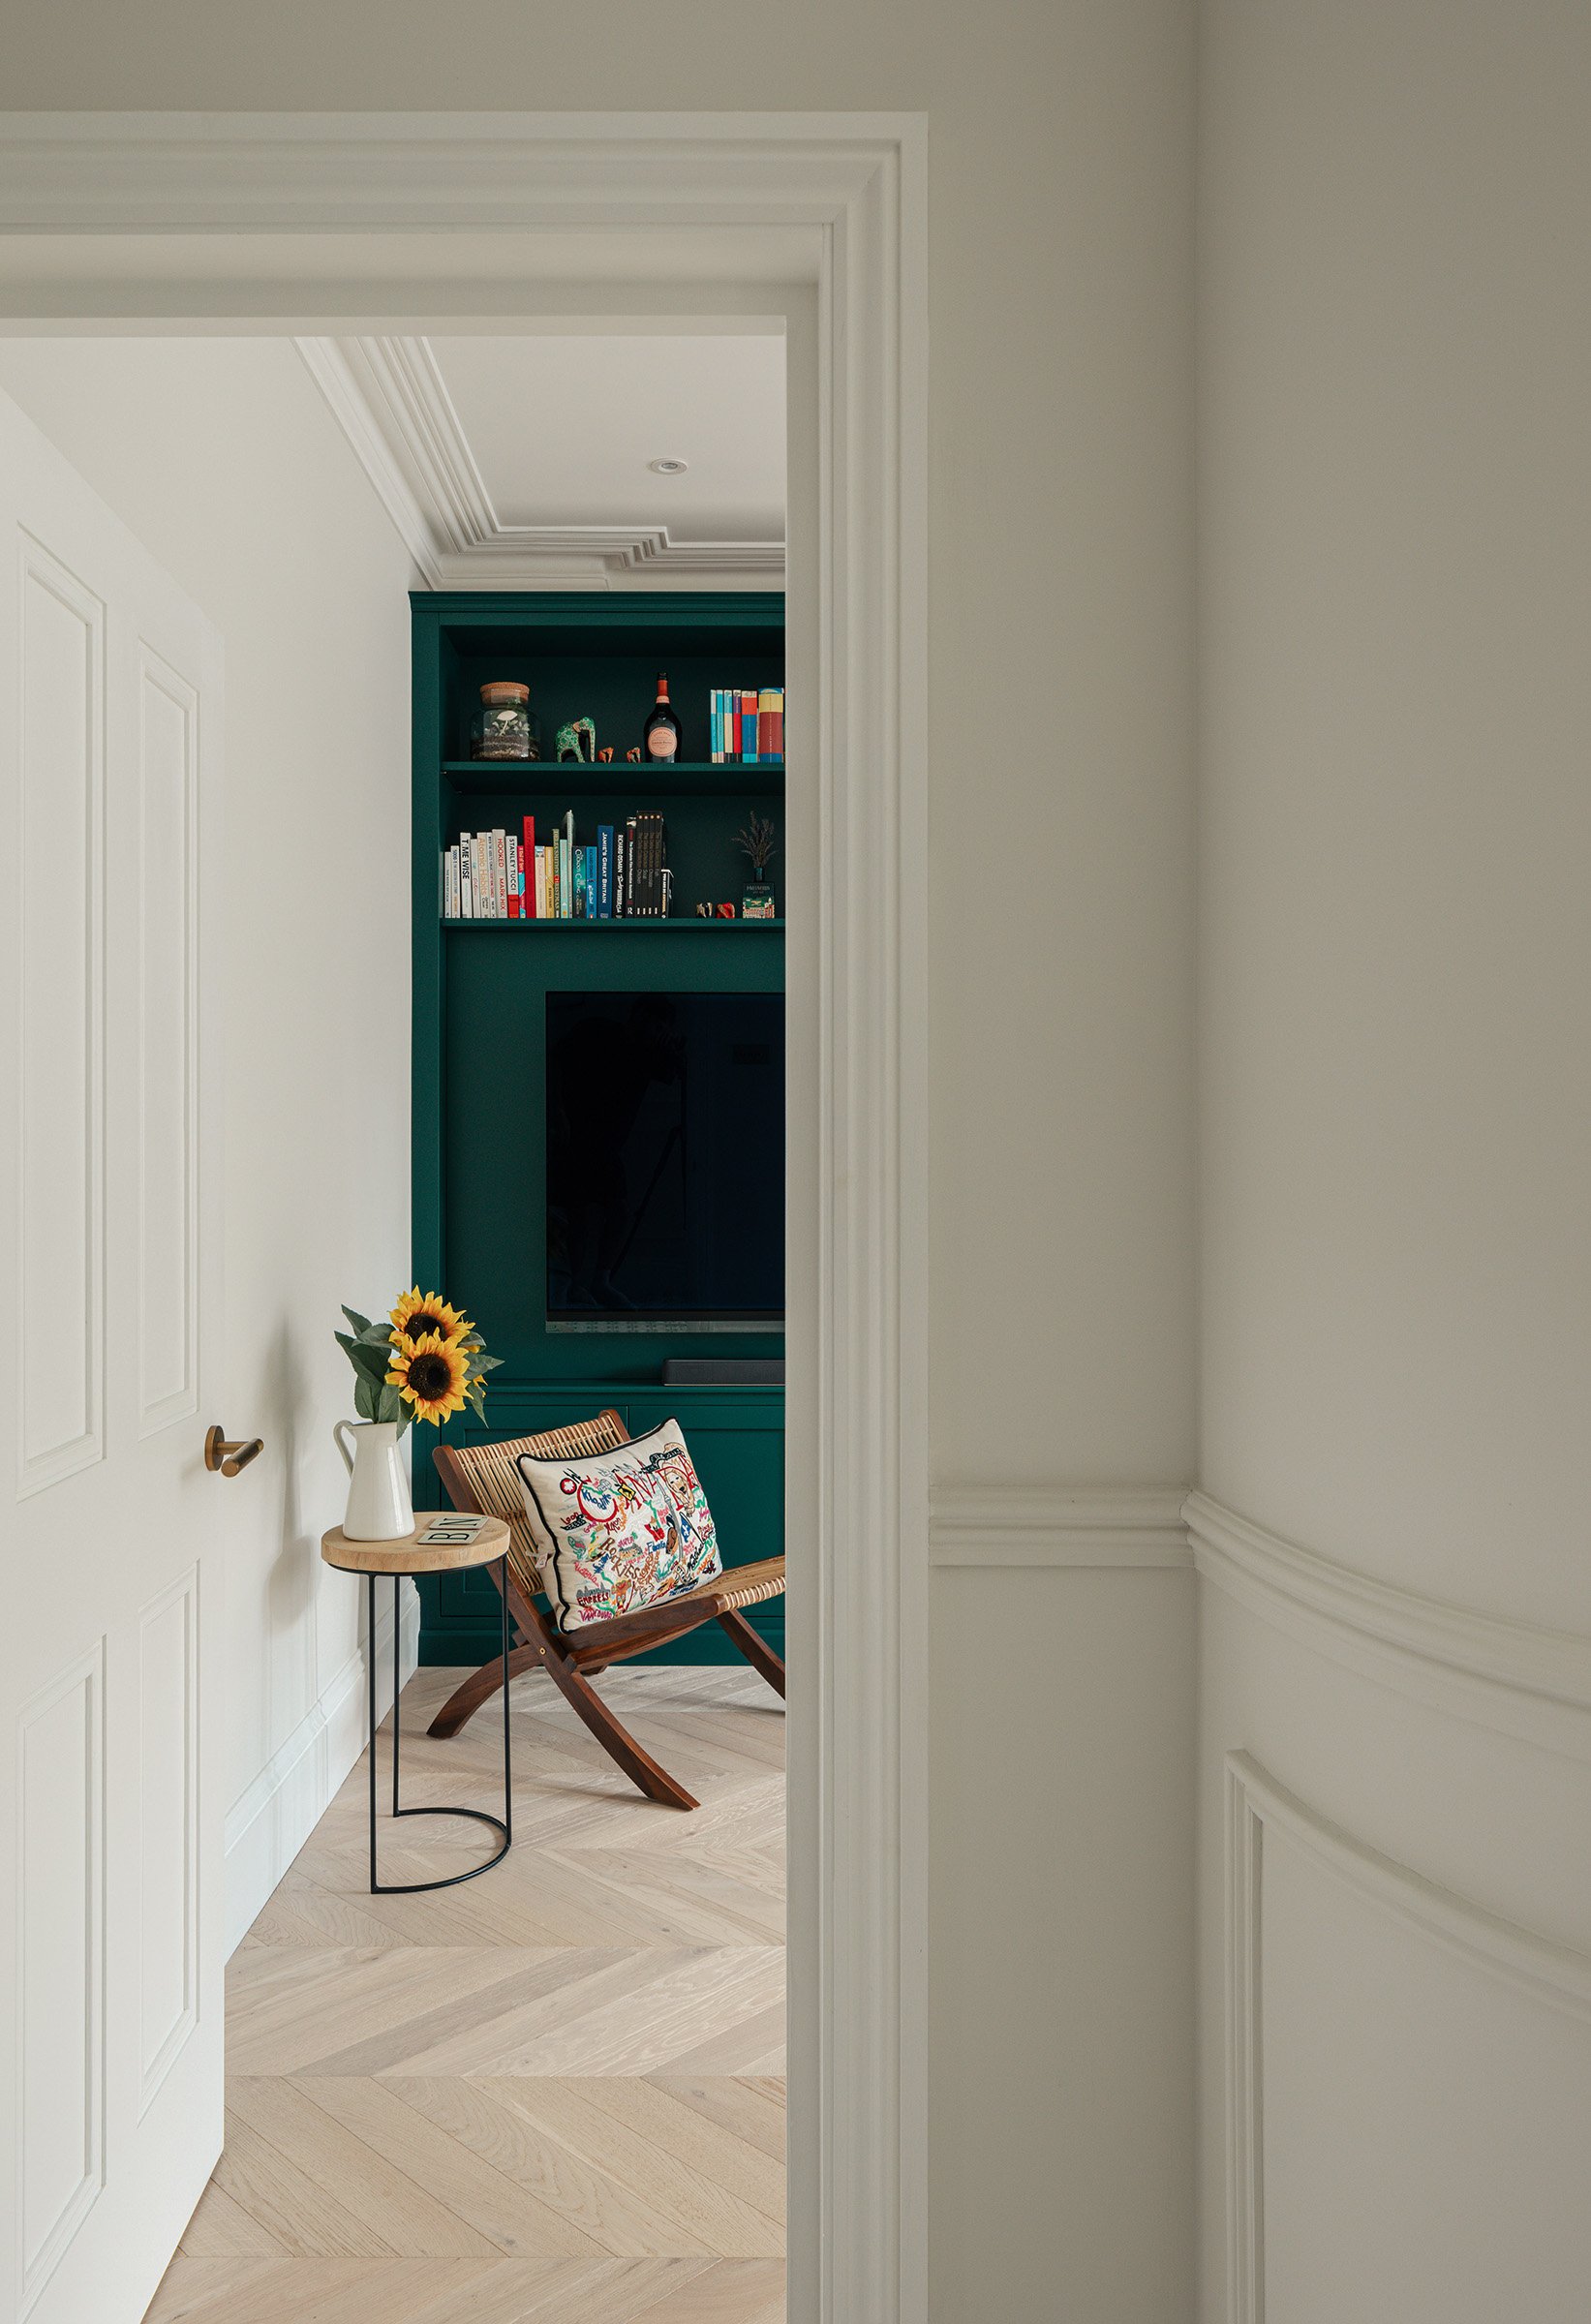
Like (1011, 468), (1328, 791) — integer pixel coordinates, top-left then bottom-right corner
(144, 1664), (786, 2324)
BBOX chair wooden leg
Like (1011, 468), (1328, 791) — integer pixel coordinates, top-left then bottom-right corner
(718, 1608), (786, 1700)
(426, 1642), (543, 1738)
(539, 1642), (700, 1810)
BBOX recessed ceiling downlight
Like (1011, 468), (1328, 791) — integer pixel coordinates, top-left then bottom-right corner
(648, 457), (689, 475)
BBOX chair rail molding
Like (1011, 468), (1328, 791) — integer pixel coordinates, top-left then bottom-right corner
(1225, 1750), (1591, 2324)
(931, 1483), (1191, 1568)
(1187, 1490), (1591, 1758)
(0, 109), (931, 2324)
(295, 333), (787, 591)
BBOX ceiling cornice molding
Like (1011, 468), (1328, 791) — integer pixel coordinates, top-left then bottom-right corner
(296, 331), (786, 590)
(293, 337), (442, 585)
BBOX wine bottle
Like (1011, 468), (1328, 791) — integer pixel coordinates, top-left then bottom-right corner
(642, 670), (682, 761)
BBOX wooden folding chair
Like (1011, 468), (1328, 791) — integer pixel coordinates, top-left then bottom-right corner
(427, 1409), (785, 1811)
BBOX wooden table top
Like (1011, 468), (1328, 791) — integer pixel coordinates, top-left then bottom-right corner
(321, 1513), (510, 1575)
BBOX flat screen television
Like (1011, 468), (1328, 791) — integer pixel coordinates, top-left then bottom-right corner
(546, 990), (784, 1330)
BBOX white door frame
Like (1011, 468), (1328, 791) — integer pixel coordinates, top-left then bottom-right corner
(0, 111), (930, 2324)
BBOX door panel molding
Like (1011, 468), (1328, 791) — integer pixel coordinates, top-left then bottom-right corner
(16, 1640), (106, 2320)
(135, 645), (200, 1437)
(136, 1567), (199, 2119)
(15, 534), (106, 1498)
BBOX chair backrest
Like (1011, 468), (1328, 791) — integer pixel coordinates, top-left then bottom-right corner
(434, 1408), (629, 1605)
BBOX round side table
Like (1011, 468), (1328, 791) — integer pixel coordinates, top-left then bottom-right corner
(321, 1513), (512, 1895)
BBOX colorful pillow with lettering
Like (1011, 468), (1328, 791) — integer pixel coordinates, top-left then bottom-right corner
(515, 1417), (723, 1634)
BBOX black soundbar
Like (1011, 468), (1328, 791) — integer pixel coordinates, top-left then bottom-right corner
(661, 1358), (785, 1387)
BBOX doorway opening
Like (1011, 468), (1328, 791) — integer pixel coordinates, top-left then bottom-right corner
(0, 110), (926, 2324)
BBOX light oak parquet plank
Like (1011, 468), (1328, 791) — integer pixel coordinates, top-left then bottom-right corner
(290, 1949), (638, 2079)
(143, 1668), (785, 2324)
(660, 2004), (789, 2080)
(386, 2075), (720, 2260)
(226, 2075), (505, 2256)
(143, 2257), (284, 2320)
(147, 2257), (500, 2324)
(401, 2257), (703, 2324)
(486, 2082), (780, 2259)
(648, 2076), (786, 2165)
(498, 2078), (784, 2248)
(471, 1948), (784, 2080)
(176, 2176), (290, 2258)
(571, 2077), (786, 2221)
(209, 2110), (398, 2258)
(298, 2076), (613, 2260)
(537, 1846), (786, 1946)
(627, 2258), (788, 2324)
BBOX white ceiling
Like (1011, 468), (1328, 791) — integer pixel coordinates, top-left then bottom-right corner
(436, 334), (784, 540)
(298, 330), (787, 589)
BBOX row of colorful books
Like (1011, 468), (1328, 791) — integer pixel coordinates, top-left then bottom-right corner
(710, 688), (783, 763)
(443, 814), (670, 920)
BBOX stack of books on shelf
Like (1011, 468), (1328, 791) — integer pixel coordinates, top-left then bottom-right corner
(444, 813), (670, 920)
(709, 687), (783, 763)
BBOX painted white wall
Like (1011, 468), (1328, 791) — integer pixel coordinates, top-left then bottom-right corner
(6, 12), (1201, 2315)
(1197, 1), (1591, 2314)
(0, 337), (417, 1950)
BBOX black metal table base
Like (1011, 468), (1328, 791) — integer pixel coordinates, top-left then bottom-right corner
(366, 1556), (512, 1895)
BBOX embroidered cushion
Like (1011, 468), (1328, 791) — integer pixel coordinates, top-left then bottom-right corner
(515, 1417), (723, 1634)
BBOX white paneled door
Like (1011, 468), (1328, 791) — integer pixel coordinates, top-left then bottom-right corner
(0, 391), (226, 2324)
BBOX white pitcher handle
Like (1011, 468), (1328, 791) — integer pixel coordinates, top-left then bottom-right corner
(333, 1417), (357, 1477)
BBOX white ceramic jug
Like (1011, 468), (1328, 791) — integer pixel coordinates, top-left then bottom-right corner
(333, 1420), (414, 1541)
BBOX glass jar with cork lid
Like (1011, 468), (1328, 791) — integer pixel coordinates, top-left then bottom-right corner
(471, 681), (538, 761)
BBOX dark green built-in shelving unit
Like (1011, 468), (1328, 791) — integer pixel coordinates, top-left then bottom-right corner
(412, 591), (786, 1667)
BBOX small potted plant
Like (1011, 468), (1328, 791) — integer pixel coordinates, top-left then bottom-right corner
(734, 812), (778, 920)
(332, 1288), (500, 1540)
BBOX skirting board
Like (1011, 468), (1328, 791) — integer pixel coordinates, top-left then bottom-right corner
(223, 1580), (419, 1955)
(930, 1483), (1191, 1568)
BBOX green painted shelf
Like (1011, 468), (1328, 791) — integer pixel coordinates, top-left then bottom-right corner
(441, 916), (784, 932)
(444, 759), (783, 798)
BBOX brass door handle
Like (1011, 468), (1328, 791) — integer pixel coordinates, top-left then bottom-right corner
(205, 1424), (263, 1478)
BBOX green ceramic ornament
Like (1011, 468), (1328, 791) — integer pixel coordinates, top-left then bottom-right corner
(555, 717), (597, 763)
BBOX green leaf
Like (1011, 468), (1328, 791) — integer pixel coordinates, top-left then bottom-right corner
(353, 1370), (379, 1422)
(471, 1352), (504, 1374)
(348, 1341), (392, 1386)
(335, 1330), (359, 1361)
(377, 1383), (406, 1426)
(342, 1305), (374, 1336)
(358, 1322), (394, 1347)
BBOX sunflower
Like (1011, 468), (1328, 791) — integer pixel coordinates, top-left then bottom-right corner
(388, 1286), (471, 1347)
(385, 1332), (471, 1425)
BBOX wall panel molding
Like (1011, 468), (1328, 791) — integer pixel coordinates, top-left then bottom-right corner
(1188, 1491), (1591, 1757)
(931, 1483), (1191, 1568)
(1225, 1751), (1591, 2323)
